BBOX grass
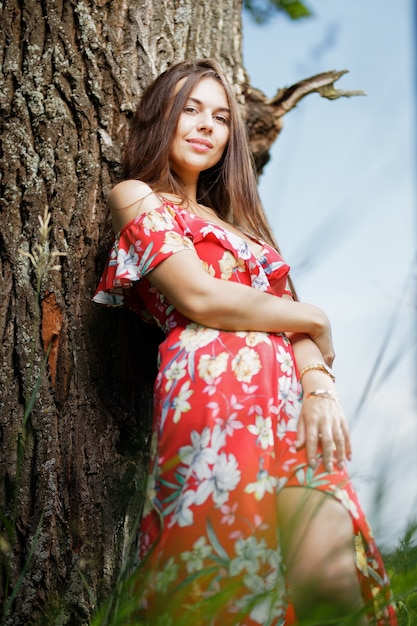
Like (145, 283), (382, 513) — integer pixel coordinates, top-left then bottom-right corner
(1, 209), (416, 625)
(0, 209), (66, 625)
(83, 510), (417, 625)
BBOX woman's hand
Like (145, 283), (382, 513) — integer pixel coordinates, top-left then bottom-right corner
(288, 333), (351, 472)
(296, 393), (352, 473)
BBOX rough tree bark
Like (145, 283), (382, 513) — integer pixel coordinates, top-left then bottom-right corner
(0, 1), (361, 624)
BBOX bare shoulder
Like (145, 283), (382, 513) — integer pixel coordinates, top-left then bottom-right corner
(109, 180), (164, 233)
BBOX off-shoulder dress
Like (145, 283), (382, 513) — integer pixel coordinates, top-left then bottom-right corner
(94, 201), (396, 625)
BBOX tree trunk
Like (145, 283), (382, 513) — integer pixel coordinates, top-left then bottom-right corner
(0, 1), (245, 623)
(0, 1), (359, 623)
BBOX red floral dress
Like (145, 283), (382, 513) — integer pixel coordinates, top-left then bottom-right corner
(94, 201), (397, 625)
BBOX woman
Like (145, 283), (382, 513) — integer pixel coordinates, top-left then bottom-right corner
(94, 59), (397, 625)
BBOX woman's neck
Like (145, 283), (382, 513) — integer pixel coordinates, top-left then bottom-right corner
(183, 182), (198, 204)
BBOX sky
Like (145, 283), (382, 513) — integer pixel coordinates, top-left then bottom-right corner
(242, 0), (416, 548)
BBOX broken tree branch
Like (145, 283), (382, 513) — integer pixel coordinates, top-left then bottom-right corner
(245, 69), (366, 174)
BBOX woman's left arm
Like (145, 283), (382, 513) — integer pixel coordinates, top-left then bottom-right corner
(290, 332), (352, 473)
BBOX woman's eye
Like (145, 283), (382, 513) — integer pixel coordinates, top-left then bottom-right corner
(214, 115), (230, 125)
(184, 106), (198, 114)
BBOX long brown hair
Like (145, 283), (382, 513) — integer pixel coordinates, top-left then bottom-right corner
(118, 60), (296, 386)
(123, 58), (279, 250)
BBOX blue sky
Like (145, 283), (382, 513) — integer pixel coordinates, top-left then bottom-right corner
(242, 0), (416, 547)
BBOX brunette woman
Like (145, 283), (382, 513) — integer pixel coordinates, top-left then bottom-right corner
(94, 59), (397, 625)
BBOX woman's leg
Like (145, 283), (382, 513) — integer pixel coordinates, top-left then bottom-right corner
(278, 486), (369, 625)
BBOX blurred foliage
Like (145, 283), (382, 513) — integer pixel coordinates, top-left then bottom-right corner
(385, 523), (417, 625)
(84, 525), (417, 625)
(244, 0), (312, 24)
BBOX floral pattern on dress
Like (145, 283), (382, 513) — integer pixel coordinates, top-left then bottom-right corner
(94, 202), (397, 625)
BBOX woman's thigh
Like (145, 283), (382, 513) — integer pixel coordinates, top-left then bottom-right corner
(277, 486), (368, 623)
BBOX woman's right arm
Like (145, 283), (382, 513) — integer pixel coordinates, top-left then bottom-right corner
(108, 181), (334, 362)
(149, 250), (334, 363)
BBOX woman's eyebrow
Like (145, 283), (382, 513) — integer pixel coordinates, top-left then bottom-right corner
(187, 96), (231, 113)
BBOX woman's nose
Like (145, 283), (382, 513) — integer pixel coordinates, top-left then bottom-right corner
(197, 112), (214, 131)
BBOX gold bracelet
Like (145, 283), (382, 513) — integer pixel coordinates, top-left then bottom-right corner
(304, 389), (338, 401)
(299, 363), (335, 383)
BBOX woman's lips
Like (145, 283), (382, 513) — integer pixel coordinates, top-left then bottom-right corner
(187, 138), (213, 152)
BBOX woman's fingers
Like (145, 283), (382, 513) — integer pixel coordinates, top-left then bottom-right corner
(295, 417), (306, 450)
(337, 415), (352, 463)
(298, 399), (351, 472)
(318, 421), (336, 472)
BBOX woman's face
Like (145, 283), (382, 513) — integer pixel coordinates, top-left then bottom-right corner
(169, 77), (231, 184)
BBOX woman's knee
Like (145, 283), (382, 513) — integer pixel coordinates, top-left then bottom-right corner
(277, 488), (365, 618)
